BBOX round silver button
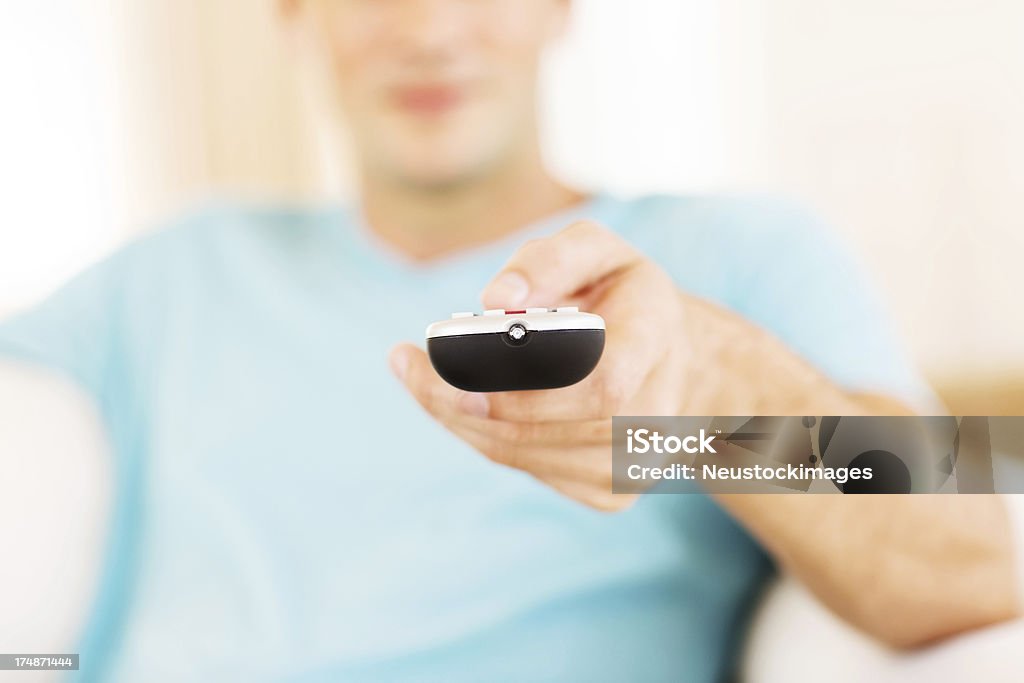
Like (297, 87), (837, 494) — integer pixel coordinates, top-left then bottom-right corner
(508, 324), (527, 341)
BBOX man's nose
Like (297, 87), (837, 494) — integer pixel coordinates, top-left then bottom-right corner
(392, 0), (466, 62)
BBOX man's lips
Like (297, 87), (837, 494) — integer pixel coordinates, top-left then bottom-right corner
(393, 85), (464, 115)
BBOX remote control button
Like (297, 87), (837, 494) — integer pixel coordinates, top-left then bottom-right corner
(525, 307), (547, 314)
(555, 306), (579, 313)
(483, 309), (505, 316)
(451, 312), (475, 319)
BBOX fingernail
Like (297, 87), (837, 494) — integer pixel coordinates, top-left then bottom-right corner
(389, 348), (409, 381)
(458, 392), (490, 418)
(483, 271), (529, 307)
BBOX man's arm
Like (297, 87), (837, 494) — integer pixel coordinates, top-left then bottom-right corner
(0, 360), (111, 681)
(682, 294), (1021, 647)
(390, 220), (1022, 649)
(720, 494), (1017, 649)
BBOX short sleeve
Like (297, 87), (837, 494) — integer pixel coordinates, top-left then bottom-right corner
(0, 251), (128, 402)
(733, 202), (940, 411)
(618, 195), (941, 412)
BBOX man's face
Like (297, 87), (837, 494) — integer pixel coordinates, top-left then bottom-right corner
(298, 0), (568, 189)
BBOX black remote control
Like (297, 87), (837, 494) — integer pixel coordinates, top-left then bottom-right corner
(426, 307), (605, 392)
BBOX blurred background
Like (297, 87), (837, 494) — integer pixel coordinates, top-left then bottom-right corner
(1, 0), (1022, 412)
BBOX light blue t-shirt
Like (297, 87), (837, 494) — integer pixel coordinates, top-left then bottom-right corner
(0, 194), (929, 682)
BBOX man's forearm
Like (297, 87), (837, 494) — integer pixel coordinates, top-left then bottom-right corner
(719, 494), (1019, 648)
(678, 293), (914, 417)
(678, 293), (1021, 647)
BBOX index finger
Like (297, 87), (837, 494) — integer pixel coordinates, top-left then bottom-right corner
(480, 220), (642, 310)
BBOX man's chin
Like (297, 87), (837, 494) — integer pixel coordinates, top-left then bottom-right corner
(367, 113), (522, 190)
(384, 154), (497, 192)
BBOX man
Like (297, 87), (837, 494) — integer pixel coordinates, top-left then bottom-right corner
(0, 1), (1018, 681)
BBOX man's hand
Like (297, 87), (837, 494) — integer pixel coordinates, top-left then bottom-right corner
(389, 221), (689, 511)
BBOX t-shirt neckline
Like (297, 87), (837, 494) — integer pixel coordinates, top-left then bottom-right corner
(334, 191), (618, 281)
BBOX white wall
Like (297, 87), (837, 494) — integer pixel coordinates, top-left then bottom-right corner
(0, 1), (127, 319)
(542, 0), (729, 194)
(721, 0), (1024, 374)
(1, 0), (1022, 379)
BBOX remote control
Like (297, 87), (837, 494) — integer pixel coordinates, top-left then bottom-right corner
(425, 307), (605, 392)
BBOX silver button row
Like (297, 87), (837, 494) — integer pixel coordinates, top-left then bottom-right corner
(452, 306), (578, 319)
